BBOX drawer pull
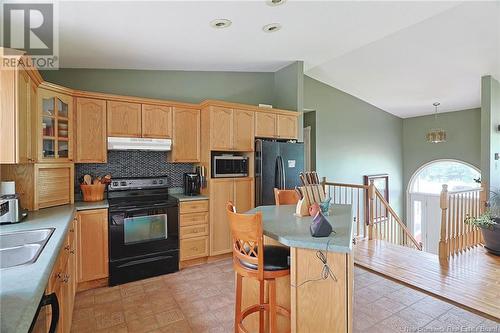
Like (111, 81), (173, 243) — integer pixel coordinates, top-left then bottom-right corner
(70, 249), (76, 254)
(64, 245), (70, 251)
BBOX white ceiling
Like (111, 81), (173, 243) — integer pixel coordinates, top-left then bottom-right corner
(51, 1), (500, 117)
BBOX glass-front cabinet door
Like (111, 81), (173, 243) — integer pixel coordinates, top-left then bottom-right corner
(38, 88), (73, 162)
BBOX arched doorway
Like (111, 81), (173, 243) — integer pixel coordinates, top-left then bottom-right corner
(407, 160), (481, 254)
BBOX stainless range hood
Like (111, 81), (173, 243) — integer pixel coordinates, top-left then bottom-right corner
(107, 137), (172, 151)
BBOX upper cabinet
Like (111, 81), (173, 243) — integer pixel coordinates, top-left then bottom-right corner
(0, 65), (37, 164)
(255, 111), (298, 140)
(277, 114), (298, 139)
(107, 101), (141, 137)
(142, 104), (172, 138)
(169, 107), (200, 163)
(255, 112), (277, 139)
(75, 98), (107, 163)
(106, 102), (173, 139)
(38, 88), (74, 162)
(208, 106), (255, 151)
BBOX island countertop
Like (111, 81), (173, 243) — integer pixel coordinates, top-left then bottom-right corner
(247, 204), (354, 253)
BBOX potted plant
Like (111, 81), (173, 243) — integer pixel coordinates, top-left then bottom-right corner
(465, 190), (500, 255)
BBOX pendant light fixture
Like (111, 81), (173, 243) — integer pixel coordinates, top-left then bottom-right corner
(426, 102), (447, 143)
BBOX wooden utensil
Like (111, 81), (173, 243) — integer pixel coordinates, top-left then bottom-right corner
(101, 174), (112, 184)
(83, 174), (92, 185)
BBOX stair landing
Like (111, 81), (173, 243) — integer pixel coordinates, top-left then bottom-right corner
(354, 239), (500, 321)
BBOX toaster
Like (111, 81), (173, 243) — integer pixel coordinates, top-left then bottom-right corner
(0, 194), (28, 224)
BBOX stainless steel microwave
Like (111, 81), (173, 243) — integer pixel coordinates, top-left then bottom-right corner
(212, 155), (249, 178)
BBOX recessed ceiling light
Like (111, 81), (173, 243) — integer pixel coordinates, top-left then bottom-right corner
(210, 19), (232, 29)
(262, 23), (282, 33)
(266, 0), (286, 6)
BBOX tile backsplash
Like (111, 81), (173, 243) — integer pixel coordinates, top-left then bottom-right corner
(75, 151), (194, 190)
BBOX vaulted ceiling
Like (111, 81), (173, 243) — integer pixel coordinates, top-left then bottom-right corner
(51, 1), (500, 117)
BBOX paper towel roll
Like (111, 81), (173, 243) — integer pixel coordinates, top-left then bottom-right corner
(0, 181), (16, 195)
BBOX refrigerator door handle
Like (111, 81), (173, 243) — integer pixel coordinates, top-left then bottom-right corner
(281, 156), (286, 189)
(278, 156), (286, 190)
(274, 156), (281, 190)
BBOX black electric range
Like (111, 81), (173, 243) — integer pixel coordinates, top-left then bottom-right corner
(107, 177), (179, 285)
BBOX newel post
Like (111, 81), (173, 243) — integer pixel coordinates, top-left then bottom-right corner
(479, 186), (487, 214)
(321, 176), (327, 194)
(368, 180), (375, 240)
(439, 184), (449, 260)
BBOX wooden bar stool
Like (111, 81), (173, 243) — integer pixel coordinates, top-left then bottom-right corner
(226, 202), (291, 333)
(274, 188), (299, 206)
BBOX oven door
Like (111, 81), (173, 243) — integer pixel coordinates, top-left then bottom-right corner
(109, 204), (179, 260)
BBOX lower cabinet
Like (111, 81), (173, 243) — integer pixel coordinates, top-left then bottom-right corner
(179, 200), (209, 261)
(77, 209), (109, 283)
(46, 217), (77, 333)
(210, 178), (254, 256)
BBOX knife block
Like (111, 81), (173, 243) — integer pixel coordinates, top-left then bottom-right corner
(295, 198), (309, 217)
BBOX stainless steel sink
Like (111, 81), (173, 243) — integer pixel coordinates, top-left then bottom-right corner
(0, 228), (55, 269)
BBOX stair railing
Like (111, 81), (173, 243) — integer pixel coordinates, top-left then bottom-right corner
(321, 178), (368, 238)
(369, 181), (422, 250)
(321, 178), (421, 250)
(438, 184), (485, 260)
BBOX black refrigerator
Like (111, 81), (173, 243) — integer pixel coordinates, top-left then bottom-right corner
(255, 139), (304, 206)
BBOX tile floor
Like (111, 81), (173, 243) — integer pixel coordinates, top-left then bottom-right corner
(71, 259), (499, 333)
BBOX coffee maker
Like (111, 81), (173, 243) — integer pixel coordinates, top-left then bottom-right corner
(183, 173), (201, 196)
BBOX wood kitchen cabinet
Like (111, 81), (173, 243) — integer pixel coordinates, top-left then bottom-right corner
(142, 104), (172, 138)
(169, 107), (200, 162)
(0, 57), (38, 164)
(255, 112), (298, 139)
(233, 109), (255, 151)
(277, 114), (298, 139)
(255, 112), (277, 139)
(179, 200), (209, 261)
(46, 218), (77, 333)
(76, 209), (109, 283)
(75, 98), (107, 163)
(37, 88), (74, 162)
(210, 106), (233, 150)
(107, 101), (142, 137)
(208, 106), (255, 151)
(0, 163), (74, 211)
(210, 178), (254, 255)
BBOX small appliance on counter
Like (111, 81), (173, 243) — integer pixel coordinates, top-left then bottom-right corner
(0, 181), (28, 224)
(184, 172), (201, 196)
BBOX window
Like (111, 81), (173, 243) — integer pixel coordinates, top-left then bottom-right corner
(410, 160), (480, 194)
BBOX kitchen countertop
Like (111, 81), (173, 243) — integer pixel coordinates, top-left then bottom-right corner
(0, 205), (76, 333)
(170, 193), (209, 202)
(247, 204), (354, 253)
(74, 200), (109, 211)
(0, 201), (109, 333)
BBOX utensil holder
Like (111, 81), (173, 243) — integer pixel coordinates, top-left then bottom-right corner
(80, 183), (106, 202)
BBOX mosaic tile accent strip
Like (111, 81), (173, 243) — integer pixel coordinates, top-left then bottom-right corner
(75, 151), (194, 189)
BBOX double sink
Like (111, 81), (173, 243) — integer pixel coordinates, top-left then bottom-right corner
(0, 228), (55, 269)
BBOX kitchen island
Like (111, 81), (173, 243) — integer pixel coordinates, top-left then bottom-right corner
(242, 204), (354, 333)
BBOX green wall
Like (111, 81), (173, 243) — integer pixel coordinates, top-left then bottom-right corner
(402, 108), (482, 193)
(481, 75), (500, 193)
(303, 111), (317, 171)
(40, 68), (275, 105)
(304, 75), (404, 214)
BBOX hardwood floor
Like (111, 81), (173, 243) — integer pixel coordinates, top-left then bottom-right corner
(354, 239), (500, 321)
